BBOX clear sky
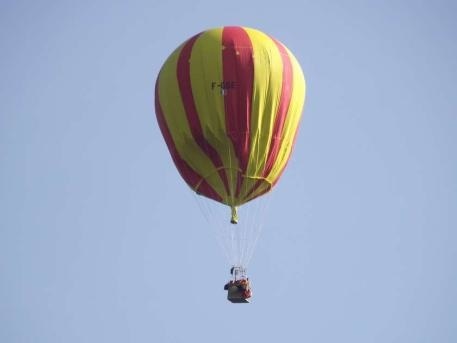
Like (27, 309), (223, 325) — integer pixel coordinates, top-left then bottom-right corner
(1, 1), (456, 342)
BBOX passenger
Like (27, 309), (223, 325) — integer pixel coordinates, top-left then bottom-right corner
(237, 279), (247, 291)
(243, 289), (252, 298)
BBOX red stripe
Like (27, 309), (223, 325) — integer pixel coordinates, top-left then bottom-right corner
(155, 80), (222, 202)
(245, 122), (300, 201)
(242, 38), (294, 201)
(243, 179), (263, 201)
(271, 123), (301, 187)
(244, 181), (272, 204)
(222, 26), (254, 197)
(262, 38), (294, 176)
(176, 33), (231, 197)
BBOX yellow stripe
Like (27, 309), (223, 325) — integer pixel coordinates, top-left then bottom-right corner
(189, 28), (239, 205)
(157, 43), (227, 198)
(237, 27), (285, 202)
(245, 180), (272, 203)
(266, 46), (306, 183)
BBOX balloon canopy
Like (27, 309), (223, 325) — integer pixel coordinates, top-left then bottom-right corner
(155, 26), (305, 222)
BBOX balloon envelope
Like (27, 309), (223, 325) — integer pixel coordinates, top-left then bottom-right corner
(155, 26), (306, 209)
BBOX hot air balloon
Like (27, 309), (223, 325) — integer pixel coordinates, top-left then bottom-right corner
(155, 26), (305, 302)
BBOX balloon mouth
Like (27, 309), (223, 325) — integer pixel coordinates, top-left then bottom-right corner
(193, 169), (273, 224)
(193, 168), (273, 207)
(230, 206), (238, 224)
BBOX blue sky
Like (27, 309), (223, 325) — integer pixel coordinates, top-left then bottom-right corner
(1, 1), (456, 342)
